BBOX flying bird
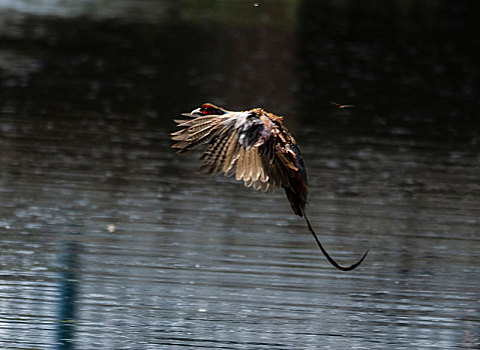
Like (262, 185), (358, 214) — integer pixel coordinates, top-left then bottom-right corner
(330, 101), (356, 109)
(171, 103), (368, 271)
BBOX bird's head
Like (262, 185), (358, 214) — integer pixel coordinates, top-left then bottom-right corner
(191, 103), (227, 116)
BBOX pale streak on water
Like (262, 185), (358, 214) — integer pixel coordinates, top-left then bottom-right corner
(1, 1), (480, 349)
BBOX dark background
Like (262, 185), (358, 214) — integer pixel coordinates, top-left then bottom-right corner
(1, 1), (479, 349)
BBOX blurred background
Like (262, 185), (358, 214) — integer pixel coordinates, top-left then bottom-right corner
(0, 0), (479, 349)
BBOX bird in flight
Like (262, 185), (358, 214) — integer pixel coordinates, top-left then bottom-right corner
(330, 101), (356, 109)
(171, 103), (368, 271)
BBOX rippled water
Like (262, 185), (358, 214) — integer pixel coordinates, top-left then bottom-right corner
(1, 1), (479, 349)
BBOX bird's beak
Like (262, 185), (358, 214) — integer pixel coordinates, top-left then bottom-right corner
(191, 107), (202, 115)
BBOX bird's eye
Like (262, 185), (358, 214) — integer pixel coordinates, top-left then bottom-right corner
(200, 104), (214, 115)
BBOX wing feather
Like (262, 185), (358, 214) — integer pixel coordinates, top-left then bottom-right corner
(212, 128), (236, 174)
(222, 131), (240, 174)
(235, 147), (246, 181)
(243, 148), (252, 182)
(250, 150), (260, 182)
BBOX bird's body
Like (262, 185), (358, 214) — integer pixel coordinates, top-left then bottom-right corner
(172, 103), (307, 216)
(172, 103), (368, 271)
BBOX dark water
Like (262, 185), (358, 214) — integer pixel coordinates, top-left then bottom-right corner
(1, 1), (479, 349)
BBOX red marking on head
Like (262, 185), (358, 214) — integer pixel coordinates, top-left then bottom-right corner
(201, 104), (214, 115)
(199, 103), (224, 115)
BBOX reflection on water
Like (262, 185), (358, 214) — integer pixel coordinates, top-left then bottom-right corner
(0, 0), (479, 349)
(56, 242), (79, 350)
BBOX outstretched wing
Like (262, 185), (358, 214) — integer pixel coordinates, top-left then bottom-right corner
(171, 106), (308, 216)
(172, 110), (270, 190)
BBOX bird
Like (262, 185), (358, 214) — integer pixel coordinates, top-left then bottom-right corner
(330, 101), (356, 109)
(171, 103), (368, 271)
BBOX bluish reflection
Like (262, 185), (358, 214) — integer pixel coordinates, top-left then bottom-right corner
(56, 242), (80, 350)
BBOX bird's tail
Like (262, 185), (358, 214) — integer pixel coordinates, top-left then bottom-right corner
(303, 210), (368, 271)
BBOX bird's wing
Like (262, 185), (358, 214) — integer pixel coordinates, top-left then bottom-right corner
(172, 111), (297, 194)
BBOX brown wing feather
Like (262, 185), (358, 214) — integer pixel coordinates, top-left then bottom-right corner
(171, 117), (223, 154)
(222, 133), (238, 174)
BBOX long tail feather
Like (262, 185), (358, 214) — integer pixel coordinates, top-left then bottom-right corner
(303, 210), (368, 271)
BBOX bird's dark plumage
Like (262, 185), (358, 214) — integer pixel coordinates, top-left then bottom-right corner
(172, 103), (368, 271)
